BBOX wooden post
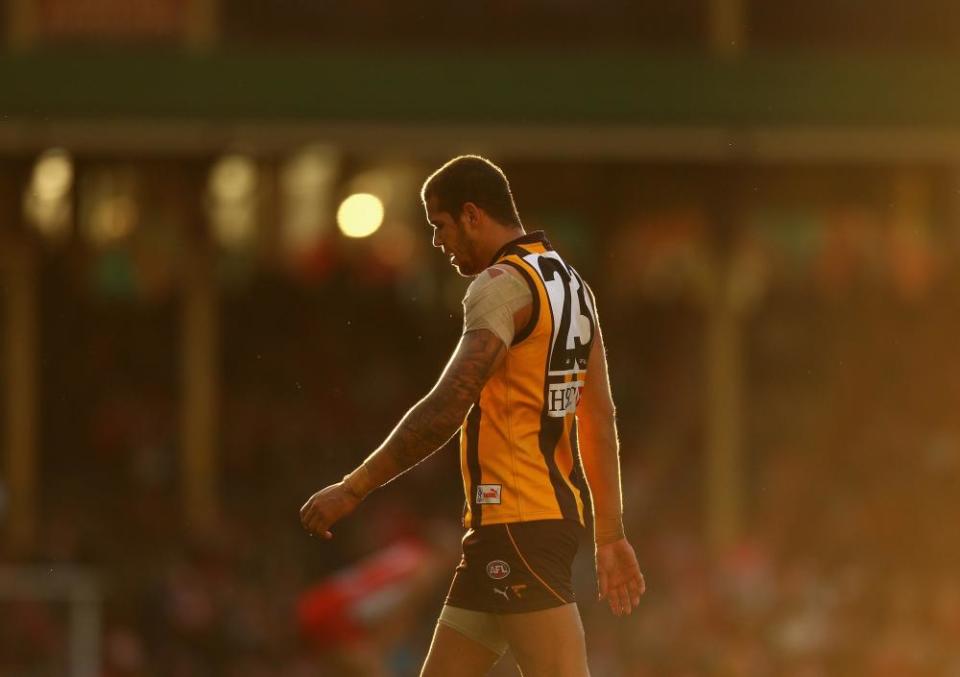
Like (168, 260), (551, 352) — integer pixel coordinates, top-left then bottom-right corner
(707, 0), (745, 57)
(704, 259), (745, 554)
(695, 177), (761, 557)
(1, 235), (39, 556)
(180, 243), (219, 536)
(184, 0), (219, 50)
(5, 0), (36, 50)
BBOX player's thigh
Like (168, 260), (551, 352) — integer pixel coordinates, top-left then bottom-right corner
(497, 604), (590, 677)
(420, 622), (502, 677)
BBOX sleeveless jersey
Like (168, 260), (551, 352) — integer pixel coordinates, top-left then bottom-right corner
(459, 231), (598, 528)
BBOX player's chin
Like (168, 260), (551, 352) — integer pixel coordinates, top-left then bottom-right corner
(453, 261), (480, 277)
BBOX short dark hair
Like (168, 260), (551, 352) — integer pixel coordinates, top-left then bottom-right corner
(421, 155), (521, 227)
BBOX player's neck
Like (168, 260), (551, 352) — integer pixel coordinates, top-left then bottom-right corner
(481, 226), (526, 267)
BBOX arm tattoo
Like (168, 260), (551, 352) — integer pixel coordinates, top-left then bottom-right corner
(375, 329), (506, 477)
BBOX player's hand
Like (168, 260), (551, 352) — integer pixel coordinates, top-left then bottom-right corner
(299, 482), (362, 539)
(596, 538), (645, 617)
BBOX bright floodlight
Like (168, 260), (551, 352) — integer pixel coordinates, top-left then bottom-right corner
(337, 193), (384, 238)
(25, 148), (73, 240)
(208, 154), (258, 248)
(210, 155), (256, 203)
(32, 149), (73, 201)
(281, 146), (338, 253)
(87, 194), (137, 247)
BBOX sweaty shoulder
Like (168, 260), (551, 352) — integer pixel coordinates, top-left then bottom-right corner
(462, 265), (533, 347)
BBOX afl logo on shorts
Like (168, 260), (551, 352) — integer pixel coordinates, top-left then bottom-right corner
(486, 560), (510, 580)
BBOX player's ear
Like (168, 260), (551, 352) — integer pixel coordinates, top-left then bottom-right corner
(461, 202), (482, 233)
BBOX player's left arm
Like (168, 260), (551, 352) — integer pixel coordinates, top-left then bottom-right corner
(577, 301), (646, 616)
(299, 328), (506, 539)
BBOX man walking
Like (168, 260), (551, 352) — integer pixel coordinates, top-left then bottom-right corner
(301, 155), (644, 677)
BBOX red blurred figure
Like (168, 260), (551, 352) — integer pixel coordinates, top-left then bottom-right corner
(298, 538), (441, 675)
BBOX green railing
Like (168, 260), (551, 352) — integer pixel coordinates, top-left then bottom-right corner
(2, 50), (959, 126)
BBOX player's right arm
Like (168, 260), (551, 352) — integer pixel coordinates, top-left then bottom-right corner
(577, 314), (646, 616)
(299, 327), (506, 539)
(299, 266), (529, 541)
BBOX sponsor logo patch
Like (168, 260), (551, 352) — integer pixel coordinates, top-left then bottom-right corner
(475, 484), (502, 505)
(546, 380), (584, 417)
(486, 560), (510, 580)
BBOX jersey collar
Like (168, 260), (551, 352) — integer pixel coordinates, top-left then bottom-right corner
(488, 230), (552, 267)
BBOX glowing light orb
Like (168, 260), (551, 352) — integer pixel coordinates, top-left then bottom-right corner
(337, 193), (384, 238)
(32, 149), (73, 202)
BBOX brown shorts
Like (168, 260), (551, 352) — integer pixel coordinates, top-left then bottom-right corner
(445, 519), (582, 614)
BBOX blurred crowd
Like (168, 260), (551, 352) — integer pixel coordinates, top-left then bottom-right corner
(3, 180), (960, 675)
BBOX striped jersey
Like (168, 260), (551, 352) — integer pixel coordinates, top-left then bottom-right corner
(459, 231), (597, 528)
